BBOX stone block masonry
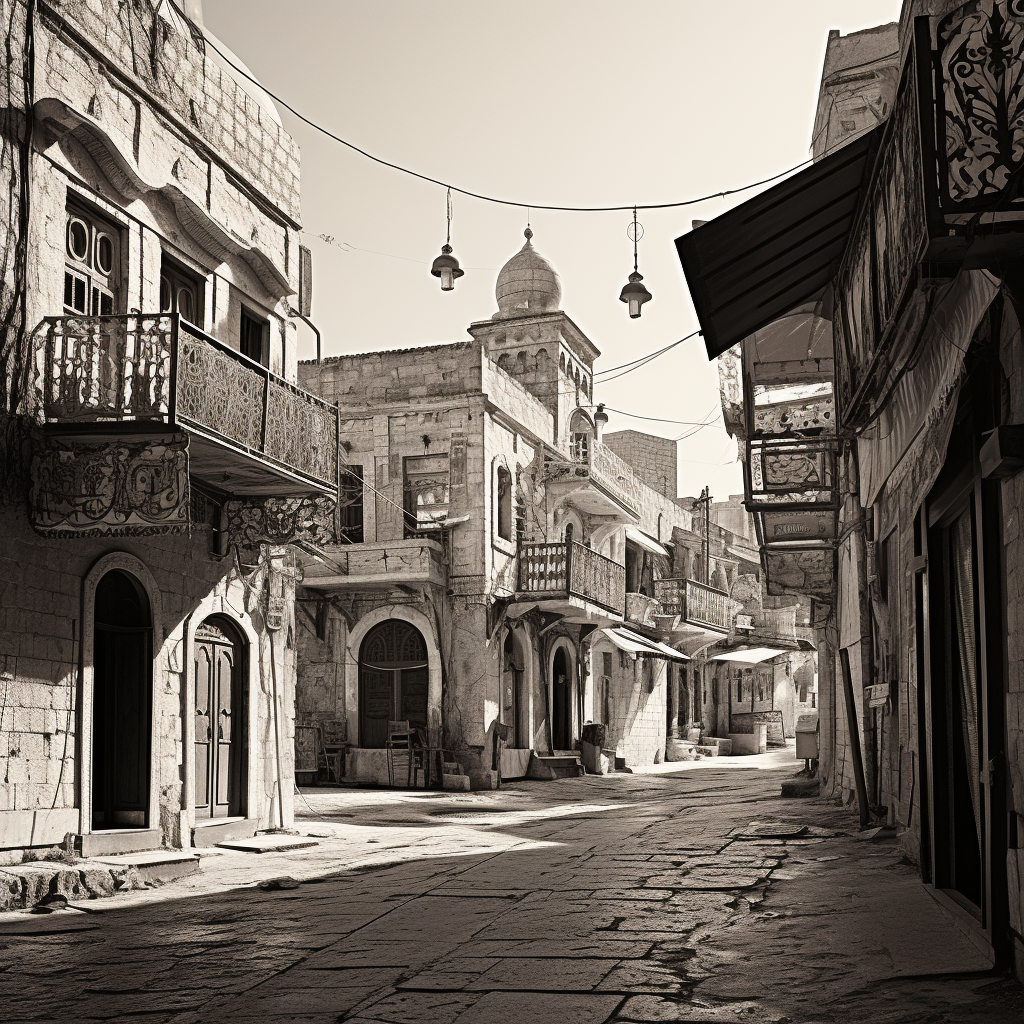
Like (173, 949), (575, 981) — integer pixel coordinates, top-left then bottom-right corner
(604, 429), (679, 501)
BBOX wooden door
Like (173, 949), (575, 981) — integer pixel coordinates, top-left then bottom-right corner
(360, 668), (393, 749)
(359, 620), (429, 747)
(194, 620), (243, 819)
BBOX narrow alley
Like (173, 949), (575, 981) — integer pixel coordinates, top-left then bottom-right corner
(2, 754), (1019, 1024)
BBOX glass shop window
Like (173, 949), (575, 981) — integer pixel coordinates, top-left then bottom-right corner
(64, 205), (120, 316)
(239, 307), (268, 365)
(160, 256), (204, 327)
(403, 454), (450, 537)
(338, 465), (364, 544)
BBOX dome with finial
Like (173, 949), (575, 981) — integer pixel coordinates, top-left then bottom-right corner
(493, 228), (562, 319)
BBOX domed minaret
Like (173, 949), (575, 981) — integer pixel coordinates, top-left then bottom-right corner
(492, 228), (562, 319)
(468, 229), (600, 447)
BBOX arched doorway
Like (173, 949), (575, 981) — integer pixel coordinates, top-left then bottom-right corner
(92, 570), (152, 830)
(359, 620), (429, 748)
(502, 629), (526, 748)
(552, 646), (572, 751)
(193, 617), (246, 820)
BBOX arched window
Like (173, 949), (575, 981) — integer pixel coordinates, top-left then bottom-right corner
(496, 465), (512, 541)
(359, 619), (429, 748)
(568, 409), (594, 464)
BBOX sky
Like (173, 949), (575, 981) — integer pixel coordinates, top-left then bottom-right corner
(203, 0), (902, 501)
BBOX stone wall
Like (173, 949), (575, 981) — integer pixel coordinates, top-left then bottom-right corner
(604, 430), (677, 501)
(0, 501), (294, 856)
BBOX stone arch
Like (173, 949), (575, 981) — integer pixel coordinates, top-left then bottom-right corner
(345, 605), (442, 748)
(181, 581), (264, 832)
(80, 551), (166, 840)
(547, 636), (577, 751)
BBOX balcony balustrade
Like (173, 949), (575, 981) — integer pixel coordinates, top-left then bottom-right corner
(300, 538), (445, 590)
(39, 314), (339, 496)
(654, 577), (734, 633)
(517, 541), (625, 616)
(544, 440), (642, 520)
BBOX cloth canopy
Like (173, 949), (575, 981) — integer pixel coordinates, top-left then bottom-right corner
(625, 527), (670, 557)
(601, 627), (689, 662)
(710, 646), (788, 665)
(676, 127), (881, 359)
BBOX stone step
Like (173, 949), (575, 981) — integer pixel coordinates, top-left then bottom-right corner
(191, 816), (257, 849)
(91, 850), (201, 885)
(77, 828), (162, 858)
(528, 753), (586, 781)
(215, 834), (319, 854)
(442, 773), (471, 791)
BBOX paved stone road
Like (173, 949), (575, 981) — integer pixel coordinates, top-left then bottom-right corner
(2, 752), (1022, 1023)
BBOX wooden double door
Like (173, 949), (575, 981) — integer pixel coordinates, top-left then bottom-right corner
(194, 619), (245, 819)
(359, 619), (429, 748)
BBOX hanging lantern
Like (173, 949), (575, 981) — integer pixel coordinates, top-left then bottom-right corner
(431, 188), (464, 292)
(431, 245), (463, 291)
(620, 208), (653, 318)
(619, 271), (652, 319)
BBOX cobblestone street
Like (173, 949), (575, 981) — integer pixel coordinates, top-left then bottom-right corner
(2, 753), (1022, 1024)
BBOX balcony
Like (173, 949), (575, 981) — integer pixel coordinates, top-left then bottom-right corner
(654, 578), (734, 634)
(543, 441), (642, 521)
(625, 592), (662, 628)
(299, 538), (445, 591)
(39, 314), (339, 496)
(517, 541), (625, 617)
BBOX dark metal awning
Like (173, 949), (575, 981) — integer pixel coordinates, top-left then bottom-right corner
(676, 127), (882, 359)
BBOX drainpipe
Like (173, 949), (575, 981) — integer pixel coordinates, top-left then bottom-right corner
(290, 307), (321, 363)
(267, 629), (286, 830)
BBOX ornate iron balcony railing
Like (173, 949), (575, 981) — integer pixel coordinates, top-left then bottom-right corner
(517, 540), (625, 616)
(39, 313), (340, 493)
(654, 577), (734, 633)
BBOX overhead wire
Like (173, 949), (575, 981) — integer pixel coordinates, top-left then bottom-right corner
(178, 3), (886, 216)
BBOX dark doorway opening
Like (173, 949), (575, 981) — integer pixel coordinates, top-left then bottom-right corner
(359, 620), (429, 748)
(92, 570), (152, 830)
(552, 647), (571, 751)
(193, 617), (246, 820)
(503, 630), (525, 748)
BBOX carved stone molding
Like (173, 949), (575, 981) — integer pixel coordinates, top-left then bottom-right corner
(224, 495), (336, 547)
(30, 434), (189, 536)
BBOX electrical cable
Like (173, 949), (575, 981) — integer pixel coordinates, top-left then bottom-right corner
(175, 2), (885, 216)
(594, 330), (701, 378)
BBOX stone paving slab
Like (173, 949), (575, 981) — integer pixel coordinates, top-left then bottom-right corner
(1, 756), (1021, 1023)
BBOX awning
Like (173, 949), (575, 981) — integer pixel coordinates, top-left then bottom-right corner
(601, 627), (689, 662)
(710, 646), (789, 665)
(676, 126), (882, 359)
(625, 527), (670, 558)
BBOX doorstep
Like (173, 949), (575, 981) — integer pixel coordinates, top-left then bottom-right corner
(215, 834), (319, 854)
(77, 828), (162, 858)
(191, 816), (257, 848)
(91, 849), (202, 885)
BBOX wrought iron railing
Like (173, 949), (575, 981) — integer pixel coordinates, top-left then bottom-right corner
(518, 541), (625, 615)
(654, 577), (733, 632)
(40, 314), (339, 491)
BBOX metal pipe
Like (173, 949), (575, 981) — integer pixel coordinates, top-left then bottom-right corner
(290, 308), (321, 363)
(839, 646), (870, 830)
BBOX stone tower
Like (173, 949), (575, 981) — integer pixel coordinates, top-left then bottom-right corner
(467, 229), (599, 449)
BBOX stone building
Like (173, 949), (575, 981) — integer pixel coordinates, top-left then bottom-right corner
(680, 0), (1024, 976)
(293, 233), (746, 784)
(0, 0), (334, 863)
(603, 429), (677, 500)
